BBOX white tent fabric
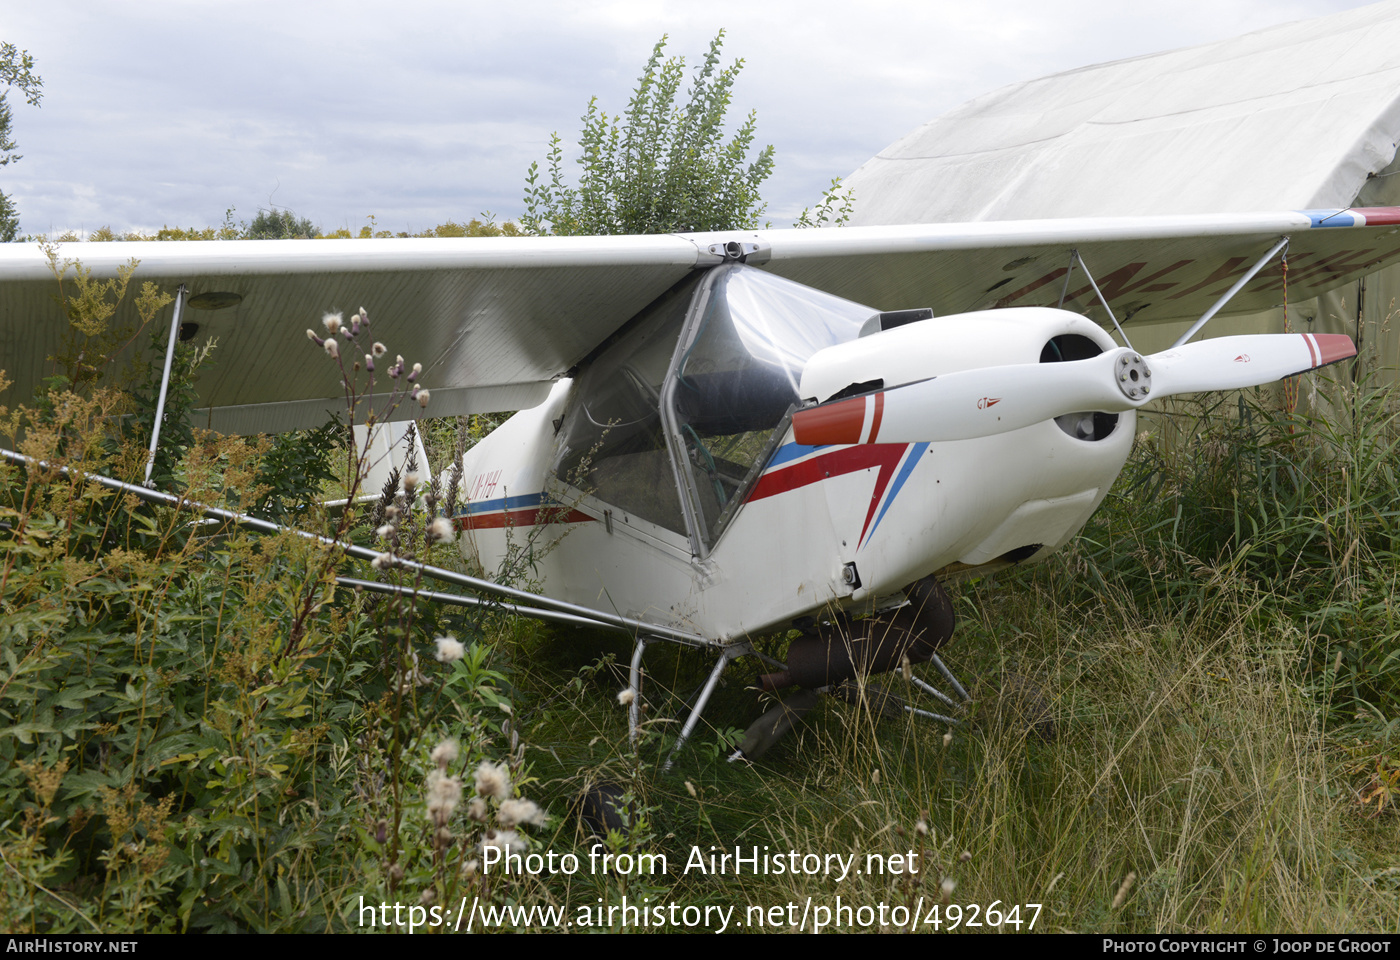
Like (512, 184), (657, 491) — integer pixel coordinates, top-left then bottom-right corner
(847, 1), (1400, 226)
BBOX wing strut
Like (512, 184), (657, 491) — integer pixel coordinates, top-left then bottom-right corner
(1173, 236), (1290, 348)
(0, 446), (712, 647)
(143, 284), (186, 488)
(1068, 250), (1135, 351)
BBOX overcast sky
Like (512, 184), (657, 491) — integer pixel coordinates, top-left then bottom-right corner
(1, 0), (1384, 235)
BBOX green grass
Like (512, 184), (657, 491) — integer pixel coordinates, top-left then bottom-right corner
(4, 347), (1399, 933)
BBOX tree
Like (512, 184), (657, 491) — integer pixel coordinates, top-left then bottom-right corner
(522, 31), (775, 236)
(247, 207), (317, 239)
(0, 42), (42, 242)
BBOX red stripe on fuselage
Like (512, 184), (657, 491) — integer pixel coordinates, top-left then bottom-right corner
(455, 507), (594, 530)
(748, 444), (910, 546)
(792, 396), (868, 445)
(748, 445), (905, 502)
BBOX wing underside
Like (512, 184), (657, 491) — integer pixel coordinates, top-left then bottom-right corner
(1, 206), (1396, 433)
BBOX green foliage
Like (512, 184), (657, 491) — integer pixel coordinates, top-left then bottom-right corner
(0, 41), (42, 242)
(0, 284), (548, 932)
(246, 208), (317, 240)
(522, 31), (776, 236)
(253, 421), (340, 524)
(123, 333), (219, 489)
(413, 215), (523, 239)
(794, 178), (855, 229)
(1080, 383), (1400, 721)
(74, 210), (524, 243)
(0, 189), (19, 243)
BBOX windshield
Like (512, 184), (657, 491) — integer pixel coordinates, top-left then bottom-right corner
(551, 274), (701, 535)
(669, 265), (875, 547)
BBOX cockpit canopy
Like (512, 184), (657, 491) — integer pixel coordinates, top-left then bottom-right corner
(552, 264), (875, 552)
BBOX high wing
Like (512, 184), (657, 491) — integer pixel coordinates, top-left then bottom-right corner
(1, 206), (1397, 433)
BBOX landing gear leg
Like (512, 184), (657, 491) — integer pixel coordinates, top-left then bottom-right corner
(627, 636), (648, 746)
(662, 645), (740, 773)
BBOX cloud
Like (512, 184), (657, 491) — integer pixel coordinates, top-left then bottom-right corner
(1, 0), (1376, 233)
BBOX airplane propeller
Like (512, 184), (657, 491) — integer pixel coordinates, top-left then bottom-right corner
(793, 333), (1355, 446)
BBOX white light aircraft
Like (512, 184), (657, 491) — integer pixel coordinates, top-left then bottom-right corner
(2, 206), (1394, 756)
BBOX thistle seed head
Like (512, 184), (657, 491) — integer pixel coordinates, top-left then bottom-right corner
(434, 636), (465, 664)
(425, 769), (462, 825)
(431, 738), (459, 768)
(474, 760), (511, 800)
(497, 798), (548, 829)
(479, 829), (524, 857)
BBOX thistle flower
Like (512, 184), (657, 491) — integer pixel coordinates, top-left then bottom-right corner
(479, 829), (525, 857)
(323, 337), (339, 359)
(403, 471), (419, 493)
(474, 760), (511, 800)
(322, 312), (343, 335)
(376, 523), (394, 538)
(427, 516), (453, 543)
(364, 353), (374, 371)
(417, 389), (431, 409)
(358, 306), (369, 325)
(408, 362), (422, 382)
(940, 877), (956, 899)
(434, 636), (465, 663)
(959, 850), (972, 862)
(616, 687), (636, 707)
(466, 797), (488, 822)
(306, 328), (323, 345)
(431, 738), (459, 768)
(497, 798), (548, 829)
(372, 341), (387, 357)
(943, 731), (953, 747)
(915, 819), (929, 837)
(426, 769), (462, 825)
(371, 551), (393, 570)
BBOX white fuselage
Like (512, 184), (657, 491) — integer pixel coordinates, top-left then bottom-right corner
(452, 298), (1135, 643)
